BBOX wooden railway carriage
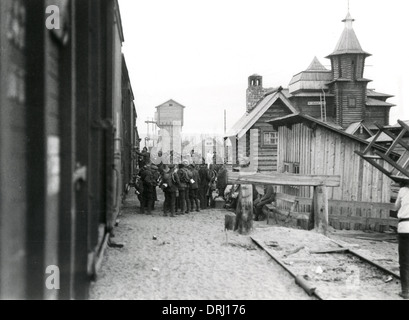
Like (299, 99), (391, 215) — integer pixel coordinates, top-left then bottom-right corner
(0, 0), (136, 299)
(121, 56), (137, 192)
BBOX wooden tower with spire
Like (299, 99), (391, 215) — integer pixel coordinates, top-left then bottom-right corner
(326, 11), (372, 128)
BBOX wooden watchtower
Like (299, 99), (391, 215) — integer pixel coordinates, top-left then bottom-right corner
(155, 99), (185, 162)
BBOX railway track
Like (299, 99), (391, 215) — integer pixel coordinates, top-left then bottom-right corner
(251, 237), (324, 300)
(251, 229), (402, 300)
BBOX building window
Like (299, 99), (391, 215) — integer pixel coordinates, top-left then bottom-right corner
(263, 131), (277, 146)
(283, 162), (300, 174)
(349, 97), (356, 108)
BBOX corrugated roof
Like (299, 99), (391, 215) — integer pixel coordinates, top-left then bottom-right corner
(327, 12), (371, 57)
(224, 91), (297, 139)
(366, 98), (395, 107)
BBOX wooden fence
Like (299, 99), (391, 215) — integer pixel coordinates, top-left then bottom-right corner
(274, 193), (396, 232)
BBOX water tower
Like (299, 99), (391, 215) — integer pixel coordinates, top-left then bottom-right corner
(155, 99), (185, 163)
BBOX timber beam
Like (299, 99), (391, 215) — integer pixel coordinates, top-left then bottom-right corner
(374, 122), (409, 153)
(227, 172), (340, 187)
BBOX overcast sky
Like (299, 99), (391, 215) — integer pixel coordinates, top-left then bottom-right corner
(118, 0), (409, 136)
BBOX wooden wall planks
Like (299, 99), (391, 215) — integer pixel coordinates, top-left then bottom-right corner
(275, 121), (393, 231)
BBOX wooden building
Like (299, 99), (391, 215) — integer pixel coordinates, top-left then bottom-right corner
(288, 12), (395, 130)
(225, 85), (297, 172)
(155, 99), (185, 163)
(269, 114), (395, 231)
(226, 11), (395, 173)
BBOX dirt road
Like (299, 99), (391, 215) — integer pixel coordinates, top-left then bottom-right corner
(89, 192), (313, 300)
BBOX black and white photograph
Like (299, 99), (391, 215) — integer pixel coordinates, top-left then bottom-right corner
(1, 0), (409, 303)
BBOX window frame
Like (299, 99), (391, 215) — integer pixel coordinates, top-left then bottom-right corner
(348, 97), (356, 108)
(283, 161), (300, 174)
(262, 130), (278, 147)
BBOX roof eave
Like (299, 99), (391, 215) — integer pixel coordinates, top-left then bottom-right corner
(326, 78), (372, 85)
(325, 51), (372, 59)
(268, 113), (392, 152)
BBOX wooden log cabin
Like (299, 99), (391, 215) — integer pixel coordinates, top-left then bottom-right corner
(225, 84), (297, 172)
(225, 11), (395, 173)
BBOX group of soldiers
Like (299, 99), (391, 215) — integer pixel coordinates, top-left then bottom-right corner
(129, 159), (228, 217)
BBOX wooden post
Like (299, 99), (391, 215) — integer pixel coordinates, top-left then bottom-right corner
(225, 213), (236, 231)
(234, 184), (253, 234)
(313, 185), (328, 235)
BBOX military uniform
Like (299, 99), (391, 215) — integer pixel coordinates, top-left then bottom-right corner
(140, 166), (155, 214)
(189, 165), (200, 212)
(198, 165), (210, 209)
(160, 167), (176, 217)
(177, 163), (191, 214)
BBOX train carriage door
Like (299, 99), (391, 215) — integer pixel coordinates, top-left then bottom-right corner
(56, 0), (107, 300)
(25, 0), (77, 300)
(25, 0), (68, 299)
(70, 0), (92, 300)
(71, 0), (110, 299)
(57, 0), (77, 300)
(0, 0), (29, 300)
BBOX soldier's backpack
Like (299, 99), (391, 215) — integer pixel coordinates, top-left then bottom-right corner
(180, 168), (191, 184)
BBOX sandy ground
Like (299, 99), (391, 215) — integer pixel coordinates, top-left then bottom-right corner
(89, 190), (403, 300)
(89, 190), (312, 300)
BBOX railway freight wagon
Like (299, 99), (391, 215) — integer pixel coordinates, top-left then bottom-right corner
(0, 0), (135, 299)
(121, 55), (137, 195)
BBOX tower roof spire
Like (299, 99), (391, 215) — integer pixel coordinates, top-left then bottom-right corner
(342, 11), (355, 28)
(326, 9), (371, 58)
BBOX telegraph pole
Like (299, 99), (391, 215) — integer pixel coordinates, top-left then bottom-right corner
(224, 109), (227, 164)
(145, 118), (157, 150)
